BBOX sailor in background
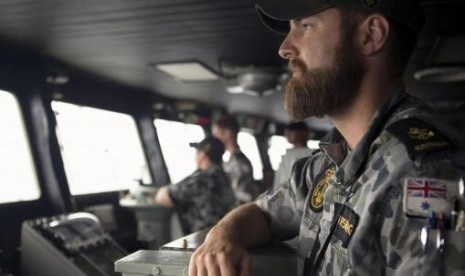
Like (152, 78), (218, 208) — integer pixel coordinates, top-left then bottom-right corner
(212, 116), (258, 205)
(155, 136), (235, 234)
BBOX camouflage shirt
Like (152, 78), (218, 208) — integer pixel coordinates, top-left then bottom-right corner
(169, 165), (235, 234)
(224, 148), (258, 204)
(256, 89), (465, 275)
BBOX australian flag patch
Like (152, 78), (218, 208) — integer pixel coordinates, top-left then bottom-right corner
(403, 177), (459, 217)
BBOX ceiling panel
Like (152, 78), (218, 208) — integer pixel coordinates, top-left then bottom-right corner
(0, 0), (463, 127)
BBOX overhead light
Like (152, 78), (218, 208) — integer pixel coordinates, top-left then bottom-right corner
(153, 62), (219, 81)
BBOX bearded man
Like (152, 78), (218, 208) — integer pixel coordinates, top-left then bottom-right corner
(188, 0), (465, 275)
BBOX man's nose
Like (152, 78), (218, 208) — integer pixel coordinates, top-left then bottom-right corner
(278, 36), (297, 60)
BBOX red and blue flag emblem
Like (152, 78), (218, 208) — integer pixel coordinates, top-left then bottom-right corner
(403, 177), (458, 217)
(406, 178), (447, 199)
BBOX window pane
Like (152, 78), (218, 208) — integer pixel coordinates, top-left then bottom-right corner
(307, 139), (320, 150)
(0, 90), (40, 204)
(268, 135), (292, 171)
(154, 119), (205, 184)
(53, 102), (151, 195)
(268, 136), (320, 171)
(237, 131), (263, 180)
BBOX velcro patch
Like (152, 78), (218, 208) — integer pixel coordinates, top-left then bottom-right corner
(386, 118), (452, 159)
(333, 203), (359, 248)
(403, 177), (459, 217)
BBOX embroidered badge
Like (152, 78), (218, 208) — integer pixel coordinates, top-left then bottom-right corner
(386, 118), (452, 160)
(333, 203), (359, 248)
(309, 166), (335, 212)
(403, 177), (459, 217)
(408, 127), (435, 140)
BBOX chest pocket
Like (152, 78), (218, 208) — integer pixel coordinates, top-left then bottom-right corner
(327, 242), (351, 276)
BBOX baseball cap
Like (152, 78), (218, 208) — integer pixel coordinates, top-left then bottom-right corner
(255, 0), (424, 34)
(190, 136), (225, 164)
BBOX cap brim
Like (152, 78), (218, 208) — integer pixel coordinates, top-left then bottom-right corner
(189, 142), (200, 149)
(255, 0), (332, 34)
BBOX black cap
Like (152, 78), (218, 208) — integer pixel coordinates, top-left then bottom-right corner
(190, 136), (225, 164)
(256, 0), (424, 34)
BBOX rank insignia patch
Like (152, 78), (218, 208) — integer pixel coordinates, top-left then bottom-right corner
(403, 177), (459, 217)
(333, 203), (359, 248)
(309, 165), (335, 212)
(386, 118), (452, 159)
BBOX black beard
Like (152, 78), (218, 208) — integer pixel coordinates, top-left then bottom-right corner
(284, 33), (365, 120)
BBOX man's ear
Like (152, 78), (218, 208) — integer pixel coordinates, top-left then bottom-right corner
(355, 14), (390, 56)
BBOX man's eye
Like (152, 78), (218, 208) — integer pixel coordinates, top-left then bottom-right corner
(301, 24), (313, 31)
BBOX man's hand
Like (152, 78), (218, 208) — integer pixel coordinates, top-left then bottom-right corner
(188, 226), (252, 276)
(188, 203), (270, 276)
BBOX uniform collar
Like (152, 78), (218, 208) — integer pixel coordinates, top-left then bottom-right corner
(319, 87), (410, 183)
(319, 129), (348, 166)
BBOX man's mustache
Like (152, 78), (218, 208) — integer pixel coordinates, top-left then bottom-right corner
(288, 59), (307, 75)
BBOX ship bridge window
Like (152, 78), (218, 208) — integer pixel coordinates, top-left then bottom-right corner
(154, 119), (205, 184)
(268, 135), (320, 171)
(0, 90), (40, 204)
(268, 135), (292, 171)
(52, 101), (151, 195)
(237, 131), (263, 180)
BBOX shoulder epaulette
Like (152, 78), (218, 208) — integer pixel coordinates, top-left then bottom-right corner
(386, 117), (453, 159)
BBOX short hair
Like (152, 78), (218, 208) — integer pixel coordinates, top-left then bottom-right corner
(214, 116), (240, 135)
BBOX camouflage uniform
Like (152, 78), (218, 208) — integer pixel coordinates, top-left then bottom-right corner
(256, 88), (465, 275)
(224, 148), (258, 204)
(169, 165), (235, 234)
